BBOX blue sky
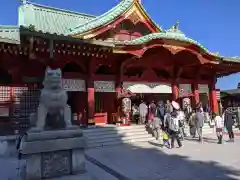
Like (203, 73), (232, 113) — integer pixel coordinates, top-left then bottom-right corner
(0, 0), (239, 90)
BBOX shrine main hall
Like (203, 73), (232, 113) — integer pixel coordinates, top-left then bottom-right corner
(0, 0), (240, 131)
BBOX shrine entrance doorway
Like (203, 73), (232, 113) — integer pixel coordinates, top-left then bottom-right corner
(94, 81), (116, 125)
(67, 91), (87, 126)
(61, 62), (88, 125)
(123, 82), (173, 124)
(123, 82), (173, 104)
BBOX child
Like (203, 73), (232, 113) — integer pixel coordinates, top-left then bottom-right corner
(163, 130), (170, 148)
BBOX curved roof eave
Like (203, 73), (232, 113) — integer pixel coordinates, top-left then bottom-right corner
(221, 57), (240, 63)
(68, 0), (135, 35)
(114, 32), (240, 63)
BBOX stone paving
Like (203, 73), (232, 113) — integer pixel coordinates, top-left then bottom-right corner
(0, 142), (117, 180)
(1, 135), (240, 180)
(86, 135), (240, 180)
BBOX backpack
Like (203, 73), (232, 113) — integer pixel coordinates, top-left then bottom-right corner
(168, 116), (179, 132)
(178, 111), (185, 127)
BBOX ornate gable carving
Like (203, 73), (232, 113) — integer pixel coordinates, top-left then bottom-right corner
(128, 12), (141, 25)
(94, 3), (159, 41)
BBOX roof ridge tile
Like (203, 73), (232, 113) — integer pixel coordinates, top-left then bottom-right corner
(0, 25), (19, 30)
(69, 0), (134, 35)
(23, 1), (95, 18)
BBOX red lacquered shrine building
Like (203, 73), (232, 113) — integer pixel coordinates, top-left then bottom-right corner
(0, 0), (240, 134)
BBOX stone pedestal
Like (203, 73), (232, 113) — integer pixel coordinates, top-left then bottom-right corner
(21, 129), (91, 180)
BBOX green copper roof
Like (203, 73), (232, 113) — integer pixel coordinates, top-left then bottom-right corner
(221, 56), (240, 63)
(120, 32), (209, 53)
(69, 0), (134, 35)
(115, 26), (240, 63)
(0, 26), (20, 43)
(18, 1), (95, 35)
(0, 1), (239, 64)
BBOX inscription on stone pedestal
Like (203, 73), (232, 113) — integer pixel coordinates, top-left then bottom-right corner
(42, 150), (71, 178)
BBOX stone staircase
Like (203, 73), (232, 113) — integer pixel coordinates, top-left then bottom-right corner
(83, 125), (155, 148)
(83, 123), (240, 149)
(184, 123), (240, 136)
(184, 123), (213, 135)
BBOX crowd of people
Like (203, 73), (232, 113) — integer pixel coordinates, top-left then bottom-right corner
(132, 99), (237, 149)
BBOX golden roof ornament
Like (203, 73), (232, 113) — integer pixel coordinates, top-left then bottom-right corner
(171, 20), (180, 32)
(20, 0), (27, 4)
(174, 21), (180, 29)
(166, 20), (185, 36)
(28, 24), (35, 31)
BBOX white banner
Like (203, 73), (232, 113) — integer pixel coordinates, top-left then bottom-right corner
(94, 81), (115, 92)
(62, 79), (86, 92)
(123, 82), (172, 93)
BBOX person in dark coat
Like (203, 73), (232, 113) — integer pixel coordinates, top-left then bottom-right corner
(224, 109), (235, 142)
(188, 109), (197, 138)
(167, 101), (182, 148)
(157, 101), (165, 126)
(165, 100), (173, 114)
(16, 132), (28, 160)
(237, 107), (240, 128)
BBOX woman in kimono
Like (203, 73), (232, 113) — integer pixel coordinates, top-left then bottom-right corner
(148, 100), (156, 123)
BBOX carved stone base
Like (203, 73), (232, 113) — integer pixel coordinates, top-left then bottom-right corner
(21, 129), (91, 180)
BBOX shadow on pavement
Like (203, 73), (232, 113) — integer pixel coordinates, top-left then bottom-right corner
(84, 126), (240, 180)
(86, 142), (240, 180)
(184, 136), (218, 144)
(1, 125), (240, 180)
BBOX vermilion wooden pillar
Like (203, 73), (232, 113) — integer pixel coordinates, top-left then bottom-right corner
(171, 81), (179, 101)
(209, 77), (219, 113)
(87, 79), (95, 124)
(191, 82), (200, 107)
(87, 59), (95, 125)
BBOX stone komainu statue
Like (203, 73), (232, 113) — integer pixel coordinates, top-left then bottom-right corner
(30, 67), (72, 131)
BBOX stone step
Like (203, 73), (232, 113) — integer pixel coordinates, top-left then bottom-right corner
(84, 127), (147, 138)
(47, 173), (94, 180)
(84, 125), (154, 149)
(87, 133), (153, 144)
(184, 126), (239, 135)
(85, 131), (150, 140)
(83, 125), (146, 134)
(87, 136), (155, 148)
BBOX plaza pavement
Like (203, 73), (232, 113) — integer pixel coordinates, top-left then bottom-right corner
(0, 134), (240, 180)
(86, 135), (240, 180)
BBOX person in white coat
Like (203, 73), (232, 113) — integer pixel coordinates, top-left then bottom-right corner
(139, 100), (148, 124)
(213, 113), (224, 144)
